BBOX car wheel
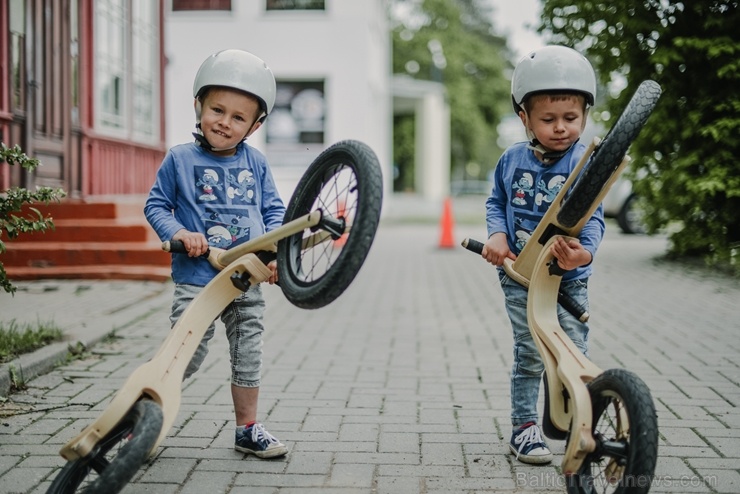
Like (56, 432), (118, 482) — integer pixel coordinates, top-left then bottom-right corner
(616, 194), (646, 234)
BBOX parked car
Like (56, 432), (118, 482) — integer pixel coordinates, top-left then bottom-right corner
(602, 177), (646, 234)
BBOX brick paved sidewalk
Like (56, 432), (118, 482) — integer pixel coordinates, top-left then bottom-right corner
(1, 222), (738, 493)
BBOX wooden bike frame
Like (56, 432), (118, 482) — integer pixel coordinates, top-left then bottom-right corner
(502, 137), (631, 475)
(59, 211), (323, 461)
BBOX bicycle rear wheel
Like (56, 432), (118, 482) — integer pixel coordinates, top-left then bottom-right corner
(277, 140), (383, 309)
(557, 80), (661, 228)
(46, 400), (163, 494)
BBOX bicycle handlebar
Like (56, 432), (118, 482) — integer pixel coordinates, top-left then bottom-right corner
(461, 238), (589, 323)
(163, 239), (277, 270)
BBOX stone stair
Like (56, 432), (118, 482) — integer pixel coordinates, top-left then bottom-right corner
(2, 197), (172, 282)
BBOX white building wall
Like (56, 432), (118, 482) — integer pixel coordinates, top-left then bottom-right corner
(164, 1), (392, 201)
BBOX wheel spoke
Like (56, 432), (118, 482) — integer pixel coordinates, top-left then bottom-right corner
(294, 163), (360, 283)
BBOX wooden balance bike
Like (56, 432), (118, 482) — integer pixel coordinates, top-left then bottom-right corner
(46, 140), (384, 493)
(464, 80), (662, 494)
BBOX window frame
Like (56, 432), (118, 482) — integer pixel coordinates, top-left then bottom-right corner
(265, 0), (326, 12)
(93, 0), (160, 144)
(171, 0), (232, 12)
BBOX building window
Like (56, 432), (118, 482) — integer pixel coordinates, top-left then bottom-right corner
(8, 0), (27, 112)
(267, 81), (325, 144)
(96, 1), (126, 130)
(131, 0), (158, 139)
(172, 0), (231, 11)
(266, 0), (325, 11)
(94, 0), (160, 143)
(70, 0), (80, 125)
(266, 80), (325, 167)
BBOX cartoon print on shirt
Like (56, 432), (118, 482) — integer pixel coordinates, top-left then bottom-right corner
(512, 172), (535, 206)
(512, 212), (545, 253)
(536, 175), (566, 206)
(514, 229), (531, 251)
(510, 169), (568, 212)
(227, 169), (256, 204)
(207, 225), (232, 249)
(195, 168), (224, 202)
(202, 208), (252, 249)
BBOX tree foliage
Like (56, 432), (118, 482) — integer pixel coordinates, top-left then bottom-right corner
(539, 0), (740, 270)
(1, 143), (66, 294)
(391, 0), (513, 187)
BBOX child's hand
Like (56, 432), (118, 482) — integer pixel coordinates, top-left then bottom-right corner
(550, 236), (592, 271)
(482, 232), (517, 267)
(266, 260), (279, 285)
(172, 229), (209, 257)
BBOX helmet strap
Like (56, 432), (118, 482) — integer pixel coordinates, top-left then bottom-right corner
(526, 137), (579, 165)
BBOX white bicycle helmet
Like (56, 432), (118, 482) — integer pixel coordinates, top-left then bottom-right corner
(511, 45), (596, 114)
(193, 49), (276, 122)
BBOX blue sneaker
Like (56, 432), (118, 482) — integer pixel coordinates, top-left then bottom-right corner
(235, 423), (288, 458)
(510, 422), (553, 464)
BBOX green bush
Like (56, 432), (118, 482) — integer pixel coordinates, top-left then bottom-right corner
(541, 0), (740, 274)
(1, 143), (67, 294)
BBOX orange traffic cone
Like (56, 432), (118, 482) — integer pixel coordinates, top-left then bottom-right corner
(438, 197), (455, 249)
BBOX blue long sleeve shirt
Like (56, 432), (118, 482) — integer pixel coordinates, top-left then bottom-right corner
(145, 142), (286, 286)
(485, 141), (605, 281)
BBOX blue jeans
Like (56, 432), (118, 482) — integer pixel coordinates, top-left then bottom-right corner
(498, 271), (590, 428)
(170, 283), (266, 387)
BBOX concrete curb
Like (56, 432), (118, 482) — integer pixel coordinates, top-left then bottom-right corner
(0, 334), (108, 398)
(1, 280), (173, 398)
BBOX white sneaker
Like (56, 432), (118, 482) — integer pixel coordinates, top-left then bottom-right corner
(510, 422), (553, 464)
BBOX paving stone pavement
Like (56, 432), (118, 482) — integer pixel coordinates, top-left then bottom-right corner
(1, 220), (739, 493)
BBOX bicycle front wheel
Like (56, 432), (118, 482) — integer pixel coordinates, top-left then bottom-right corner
(46, 400), (163, 494)
(277, 140), (383, 309)
(567, 369), (658, 494)
(557, 80), (661, 228)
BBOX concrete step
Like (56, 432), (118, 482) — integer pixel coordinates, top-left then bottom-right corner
(3, 241), (170, 268)
(19, 196), (148, 220)
(11, 218), (159, 243)
(4, 264), (173, 282)
(4, 197), (170, 282)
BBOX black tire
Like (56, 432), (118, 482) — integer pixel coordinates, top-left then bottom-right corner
(567, 369), (658, 494)
(616, 194), (646, 235)
(46, 400), (163, 494)
(557, 80), (661, 228)
(277, 140), (383, 309)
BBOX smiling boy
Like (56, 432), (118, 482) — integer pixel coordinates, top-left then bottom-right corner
(145, 49), (288, 458)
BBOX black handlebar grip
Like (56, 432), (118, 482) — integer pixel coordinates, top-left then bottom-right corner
(162, 239), (186, 253)
(162, 240), (211, 259)
(460, 237), (589, 323)
(461, 237), (484, 254)
(547, 260), (590, 322)
(556, 289), (590, 323)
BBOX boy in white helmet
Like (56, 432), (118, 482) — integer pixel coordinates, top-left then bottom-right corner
(145, 49), (288, 458)
(481, 45), (605, 464)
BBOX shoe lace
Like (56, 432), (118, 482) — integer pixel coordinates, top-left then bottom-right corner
(251, 423), (280, 445)
(513, 424), (544, 459)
